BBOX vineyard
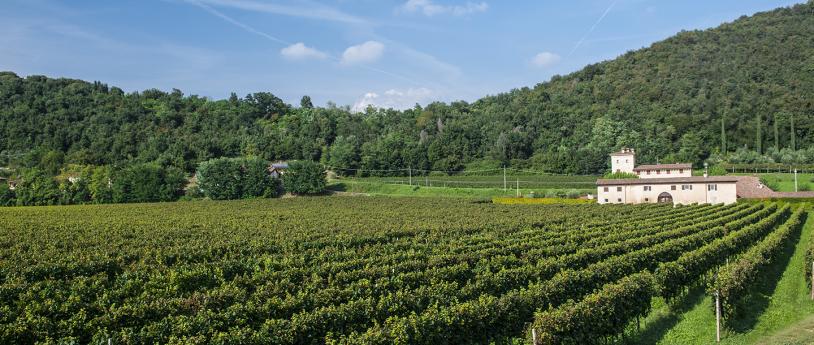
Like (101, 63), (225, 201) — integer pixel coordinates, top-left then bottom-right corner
(0, 197), (809, 344)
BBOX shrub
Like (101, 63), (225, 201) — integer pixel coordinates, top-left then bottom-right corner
(283, 160), (327, 195)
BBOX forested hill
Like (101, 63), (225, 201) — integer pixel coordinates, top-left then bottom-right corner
(1, 1), (813, 175)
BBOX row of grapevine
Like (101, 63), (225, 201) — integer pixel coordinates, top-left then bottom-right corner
(329, 204), (782, 344)
(656, 203), (789, 300)
(710, 205), (808, 323)
(528, 203), (791, 344)
(0, 198), (713, 344)
(532, 272), (655, 345)
(1, 197), (782, 345)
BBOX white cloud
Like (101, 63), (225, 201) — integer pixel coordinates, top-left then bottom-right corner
(401, 0), (488, 17)
(280, 42), (327, 60)
(531, 52), (561, 68)
(341, 41), (385, 65)
(352, 87), (434, 112)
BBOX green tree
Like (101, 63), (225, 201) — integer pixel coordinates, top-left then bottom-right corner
(15, 169), (60, 206)
(283, 160), (326, 195)
(112, 164), (186, 203)
(89, 166), (114, 204)
(677, 132), (705, 165)
(197, 158), (242, 200)
(327, 136), (359, 175)
(0, 183), (14, 206)
(300, 95), (314, 109)
(196, 157), (280, 200)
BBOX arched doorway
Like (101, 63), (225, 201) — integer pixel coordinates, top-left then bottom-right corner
(657, 192), (673, 203)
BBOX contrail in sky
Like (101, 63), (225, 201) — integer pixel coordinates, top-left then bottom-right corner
(567, 0), (619, 58)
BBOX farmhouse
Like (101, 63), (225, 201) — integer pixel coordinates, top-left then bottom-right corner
(597, 148), (738, 205)
(268, 162), (289, 178)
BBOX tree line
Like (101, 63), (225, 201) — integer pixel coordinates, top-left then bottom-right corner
(0, 159), (326, 207)
(1, 2), (813, 194)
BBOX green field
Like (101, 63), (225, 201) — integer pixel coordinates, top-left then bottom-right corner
(329, 174), (597, 199)
(735, 173), (814, 192)
(328, 179), (593, 199)
(0, 198), (811, 344)
(336, 174), (599, 189)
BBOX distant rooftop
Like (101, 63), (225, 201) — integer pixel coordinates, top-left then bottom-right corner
(633, 163), (693, 171)
(597, 176), (740, 186)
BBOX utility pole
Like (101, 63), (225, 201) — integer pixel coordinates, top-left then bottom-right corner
(516, 178), (520, 197)
(795, 169), (798, 192)
(503, 166), (507, 191)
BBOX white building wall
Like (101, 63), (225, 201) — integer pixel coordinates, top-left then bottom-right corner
(597, 182), (737, 205)
(610, 154), (635, 174)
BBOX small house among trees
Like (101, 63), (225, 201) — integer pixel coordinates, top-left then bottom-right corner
(268, 162), (289, 179)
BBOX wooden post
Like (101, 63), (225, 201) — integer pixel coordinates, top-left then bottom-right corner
(532, 328), (538, 345)
(516, 178), (520, 197)
(408, 167), (412, 186)
(810, 261), (814, 300)
(715, 291), (721, 343)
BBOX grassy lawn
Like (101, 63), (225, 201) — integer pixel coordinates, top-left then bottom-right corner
(734, 173), (814, 192)
(632, 212), (814, 344)
(334, 174), (599, 190)
(327, 179), (594, 199)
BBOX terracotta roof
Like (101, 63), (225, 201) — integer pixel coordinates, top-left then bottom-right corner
(596, 176), (739, 186)
(633, 163), (692, 171)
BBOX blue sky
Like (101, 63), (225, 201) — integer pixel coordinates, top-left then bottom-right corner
(0, 0), (804, 110)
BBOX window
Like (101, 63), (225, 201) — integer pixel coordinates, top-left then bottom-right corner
(671, 185), (677, 190)
(643, 186), (652, 191)
(666, 170), (671, 175)
(617, 198), (622, 202)
(647, 170), (651, 175)
(626, 159), (629, 163)
(604, 199), (608, 203)
(656, 170), (661, 175)
(636, 171), (641, 175)
(616, 187), (622, 192)
(603, 187), (609, 192)
(645, 198), (649, 202)
(708, 184), (718, 191)
(616, 159), (619, 163)
(679, 169), (684, 174)
(682, 185), (693, 190)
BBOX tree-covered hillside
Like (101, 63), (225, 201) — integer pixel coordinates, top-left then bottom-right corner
(1, 1), (813, 176)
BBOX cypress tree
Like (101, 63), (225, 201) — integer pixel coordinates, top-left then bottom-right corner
(774, 113), (780, 151)
(720, 110), (727, 153)
(790, 113), (796, 150)
(755, 112), (762, 153)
